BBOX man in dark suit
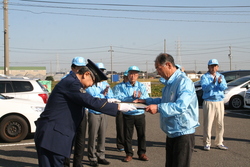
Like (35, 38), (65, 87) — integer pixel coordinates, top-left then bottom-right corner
(34, 59), (136, 167)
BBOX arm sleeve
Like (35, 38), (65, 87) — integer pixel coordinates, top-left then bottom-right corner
(158, 79), (197, 118)
(65, 81), (118, 116)
(201, 74), (215, 93)
(217, 75), (228, 91)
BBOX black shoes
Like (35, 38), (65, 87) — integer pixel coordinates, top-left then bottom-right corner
(89, 161), (98, 167)
(90, 159), (110, 166)
(98, 159), (110, 165)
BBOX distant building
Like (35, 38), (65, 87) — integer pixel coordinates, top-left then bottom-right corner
(0, 66), (46, 79)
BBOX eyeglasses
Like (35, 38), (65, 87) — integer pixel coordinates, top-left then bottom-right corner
(129, 73), (139, 76)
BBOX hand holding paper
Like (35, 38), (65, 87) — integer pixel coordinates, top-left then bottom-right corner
(118, 103), (137, 112)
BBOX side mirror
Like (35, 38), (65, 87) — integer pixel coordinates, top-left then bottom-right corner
(246, 83), (250, 90)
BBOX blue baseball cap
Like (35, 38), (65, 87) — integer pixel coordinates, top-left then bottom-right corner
(124, 70), (129, 76)
(72, 57), (86, 66)
(95, 63), (106, 70)
(175, 64), (182, 70)
(128, 66), (140, 72)
(208, 59), (219, 66)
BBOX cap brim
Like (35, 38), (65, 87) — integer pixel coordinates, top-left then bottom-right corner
(86, 59), (108, 83)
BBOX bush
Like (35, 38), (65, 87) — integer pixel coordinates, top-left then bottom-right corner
(45, 76), (54, 81)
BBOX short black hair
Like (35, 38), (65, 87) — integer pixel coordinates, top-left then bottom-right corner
(155, 53), (175, 66)
(77, 66), (95, 82)
(77, 66), (90, 74)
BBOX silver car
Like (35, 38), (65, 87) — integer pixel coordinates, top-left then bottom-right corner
(224, 75), (250, 109)
(243, 85), (250, 109)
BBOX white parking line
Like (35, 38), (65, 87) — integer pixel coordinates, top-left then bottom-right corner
(0, 142), (35, 147)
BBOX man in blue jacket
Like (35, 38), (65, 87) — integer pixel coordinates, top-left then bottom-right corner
(112, 70), (129, 152)
(201, 59), (228, 151)
(86, 63), (113, 166)
(135, 53), (200, 167)
(34, 59), (136, 167)
(113, 66), (149, 162)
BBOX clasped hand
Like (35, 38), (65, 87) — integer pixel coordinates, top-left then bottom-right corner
(213, 75), (222, 84)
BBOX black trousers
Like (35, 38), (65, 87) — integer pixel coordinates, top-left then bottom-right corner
(165, 133), (195, 167)
(123, 114), (146, 156)
(116, 111), (124, 149)
(72, 110), (88, 167)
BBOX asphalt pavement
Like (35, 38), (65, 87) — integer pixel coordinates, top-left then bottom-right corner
(0, 108), (249, 167)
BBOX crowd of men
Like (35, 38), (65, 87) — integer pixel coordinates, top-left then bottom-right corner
(34, 53), (228, 167)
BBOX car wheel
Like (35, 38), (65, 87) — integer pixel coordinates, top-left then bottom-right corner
(0, 115), (28, 143)
(229, 95), (243, 109)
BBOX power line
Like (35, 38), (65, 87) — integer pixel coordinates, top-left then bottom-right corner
(7, 8), (250, 23)
(19, 1), (250, 9)
(9, 3), (250, 15)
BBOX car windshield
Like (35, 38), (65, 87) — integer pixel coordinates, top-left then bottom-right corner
(227, 77), (250, 86)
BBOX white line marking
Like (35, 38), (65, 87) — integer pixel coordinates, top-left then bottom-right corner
(0, 142), (35, 147)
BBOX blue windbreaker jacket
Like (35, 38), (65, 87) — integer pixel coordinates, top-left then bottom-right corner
(113, 81), (149, 115)
(201, 72), (227, 102)
(86, 81), (113, 114)
(145, 69), (200, 138)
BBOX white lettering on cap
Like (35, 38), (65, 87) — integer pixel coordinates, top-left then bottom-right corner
(79, 58), (84, 63)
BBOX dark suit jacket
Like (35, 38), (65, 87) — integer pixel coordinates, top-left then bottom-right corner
(34, 72), (118, 157)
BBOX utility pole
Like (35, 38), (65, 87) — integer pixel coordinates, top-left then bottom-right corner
(108, 46), (114, 82)
(50, 61), (52, 75)
(56, 54), (60, 72)
(195, 60), (197, 73)
(228, 46), (232, 71)
(176, 39), (182, 66)
(164, 39), (167, 53)
(3, 0), (9, 75)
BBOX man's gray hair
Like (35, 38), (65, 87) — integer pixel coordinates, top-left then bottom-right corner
(155, 53), (175, 66)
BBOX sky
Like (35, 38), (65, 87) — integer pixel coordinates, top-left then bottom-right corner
(0, 0), (250, 74)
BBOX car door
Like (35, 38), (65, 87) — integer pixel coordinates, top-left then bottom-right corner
(0, 81), (16, 98)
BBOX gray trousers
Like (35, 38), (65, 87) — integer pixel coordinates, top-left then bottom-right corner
(88, 112), (108, 161)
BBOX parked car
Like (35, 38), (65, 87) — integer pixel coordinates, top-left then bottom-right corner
(195, 70), (250, 106)
(224, 75), (250, 109)
(244, 85), (250, 109)
(0, 76), (49, 103)
(0, 94), (45, 142)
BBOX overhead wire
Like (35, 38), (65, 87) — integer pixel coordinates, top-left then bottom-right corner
(19, 0), (250, 9)
(6, 2), (250, 24)
(2, 1), (249, 70)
